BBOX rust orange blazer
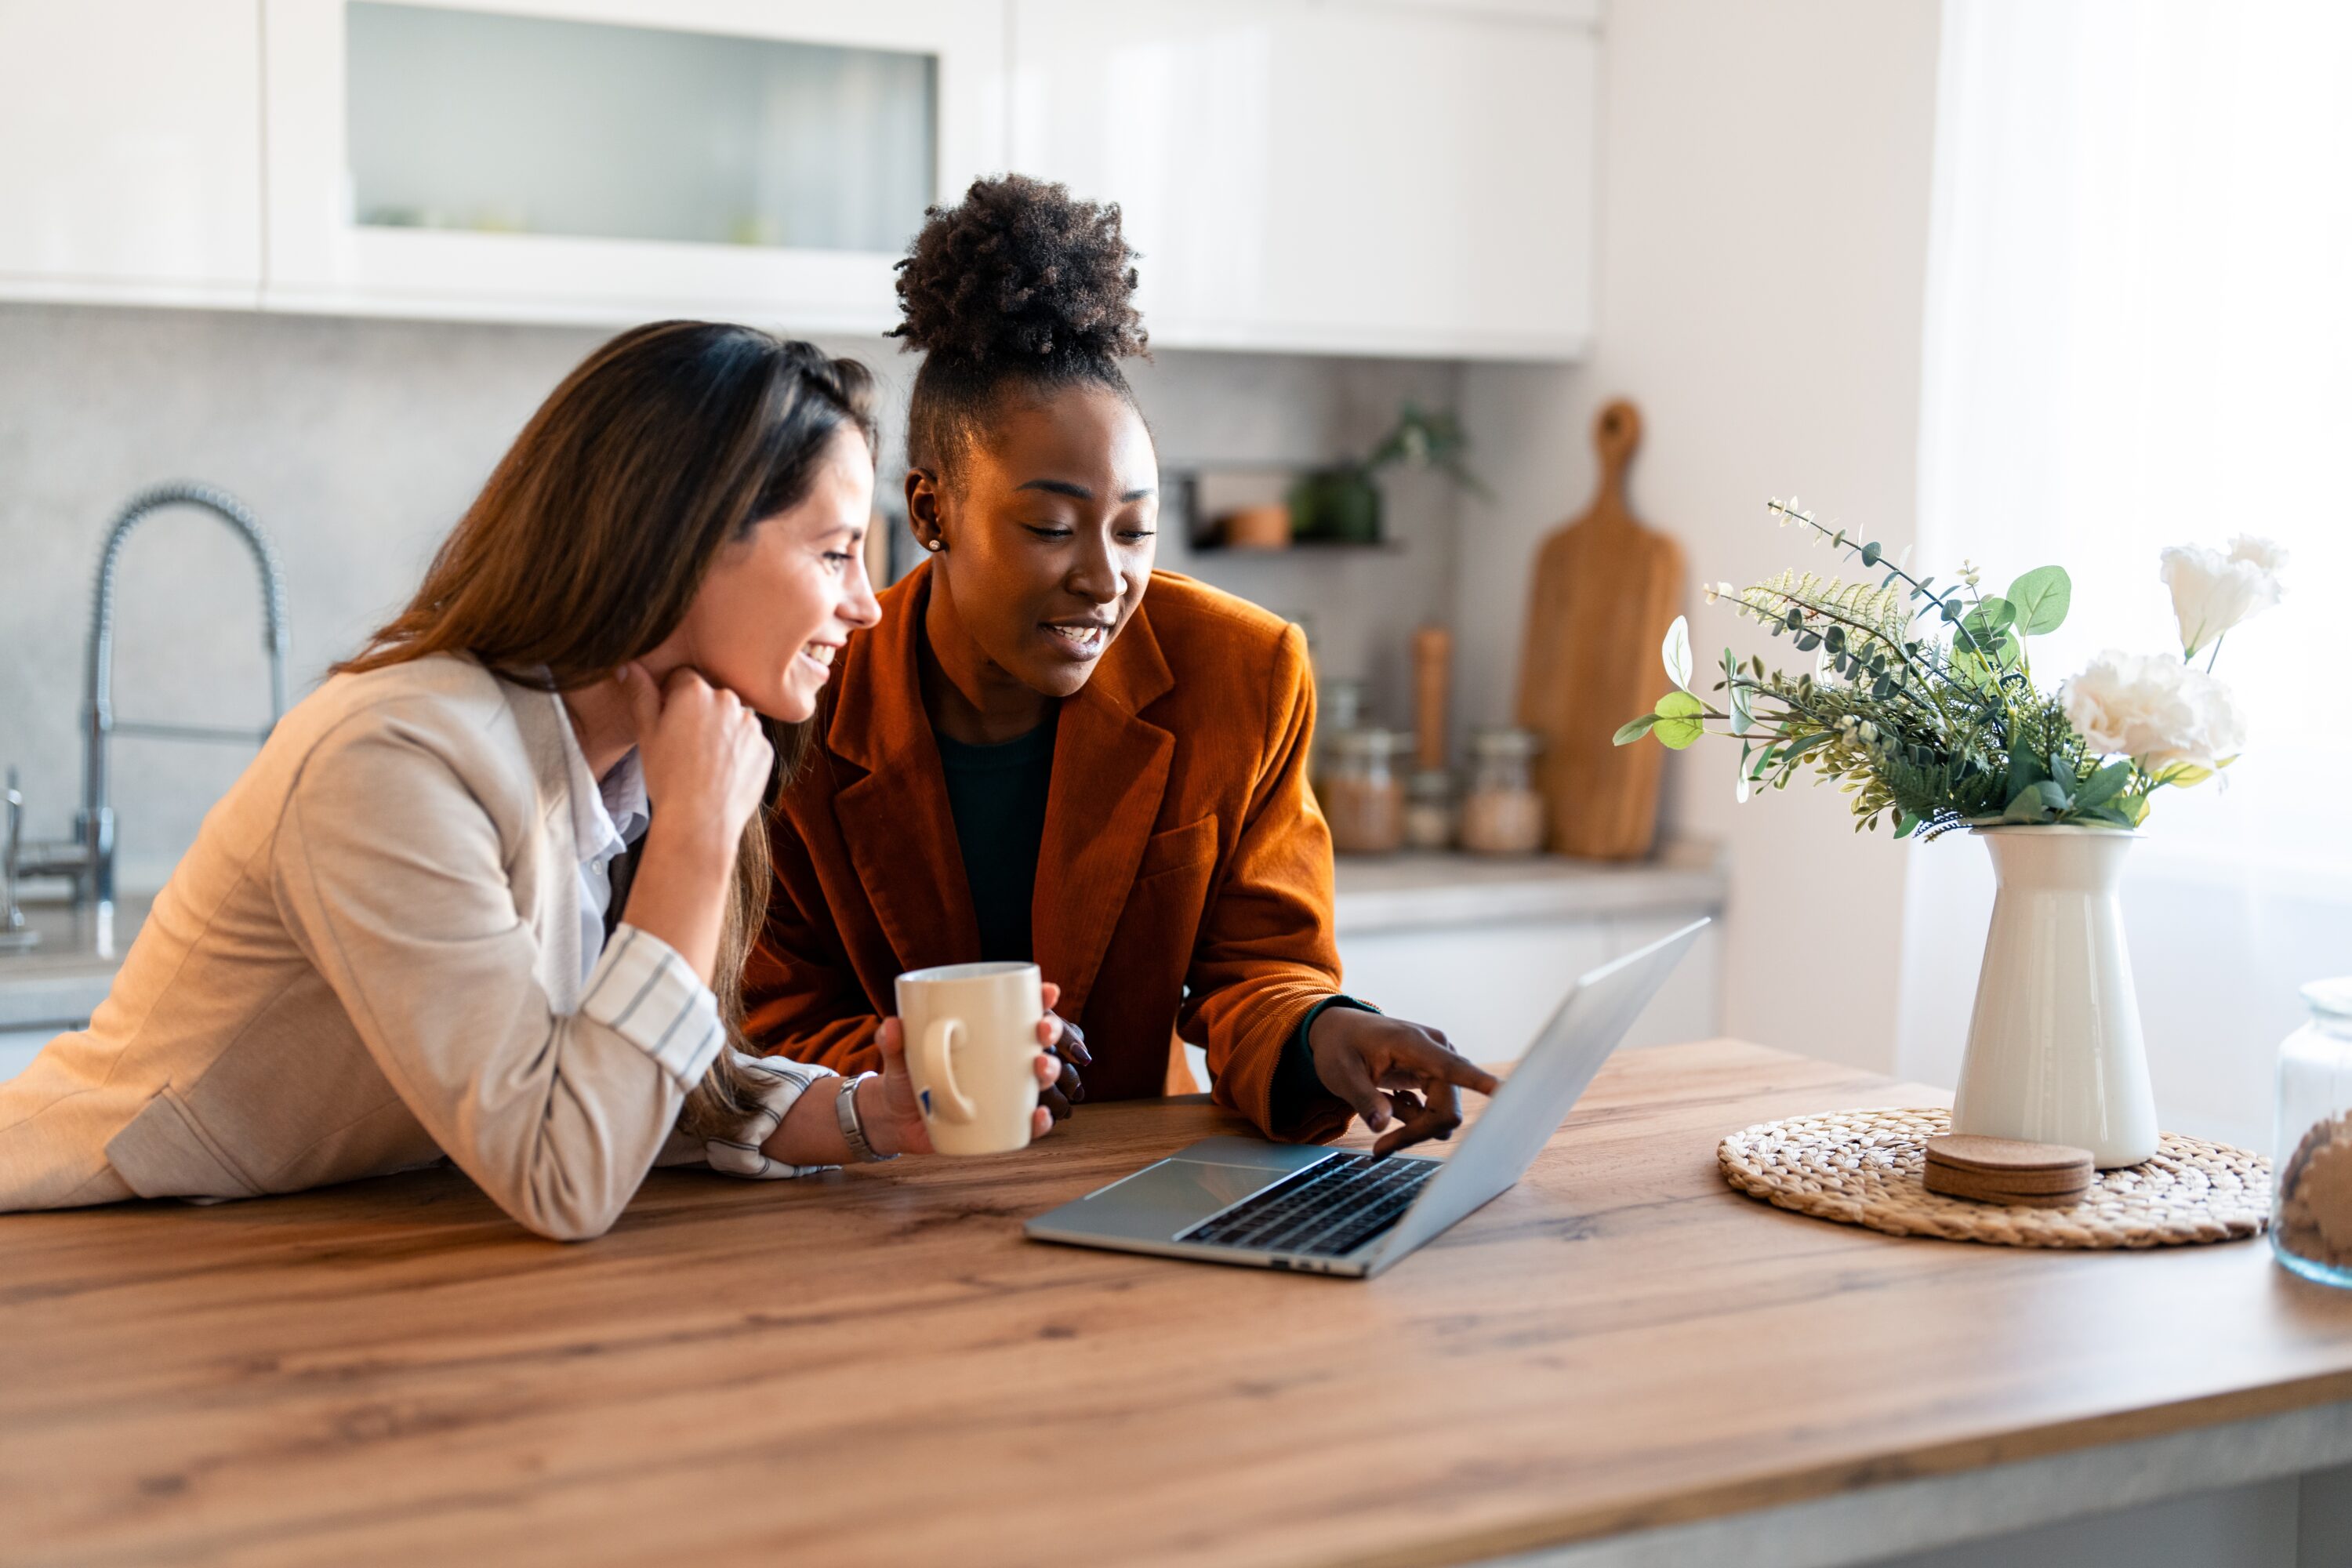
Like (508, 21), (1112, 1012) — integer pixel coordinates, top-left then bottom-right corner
(742, 562), (1351, 1142)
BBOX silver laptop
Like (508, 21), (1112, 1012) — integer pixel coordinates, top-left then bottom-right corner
(1024, 917), (1708, 1279)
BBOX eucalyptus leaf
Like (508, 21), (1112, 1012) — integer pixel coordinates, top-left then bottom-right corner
(1612, 713), (1660, 746)
(2006, 746), (2049, 800)
(2007, 565), (2072, 636)
(1893, 810), (1921, 839)
(2002, 780), (2071, 823)
(1729, 679), (1755, 735)
(1960, 597), (2016, 646)
(1861, 542), (1882, 568)
(1642, 690), (1707, 748)
(1662, 615), (1693, 692)
(2074, 760), (2132, 808)
(1654, 713), (1706, 750)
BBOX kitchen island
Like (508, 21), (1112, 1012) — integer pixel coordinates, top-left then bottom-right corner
(6, 1040), (2350, 1566)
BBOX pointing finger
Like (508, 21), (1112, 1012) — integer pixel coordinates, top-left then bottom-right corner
(1410, 1039), (1499, 1097)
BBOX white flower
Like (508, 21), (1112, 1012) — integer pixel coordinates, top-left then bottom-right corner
(2229, 534), (2290, 573)
(2160, 539), (2283, 656)
(2063, 650), (2248, 774)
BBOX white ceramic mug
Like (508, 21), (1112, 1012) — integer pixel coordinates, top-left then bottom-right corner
(894, 961), (1046, 1156)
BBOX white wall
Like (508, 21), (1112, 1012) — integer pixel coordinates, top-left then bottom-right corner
(1455, 0), (1945, 1072)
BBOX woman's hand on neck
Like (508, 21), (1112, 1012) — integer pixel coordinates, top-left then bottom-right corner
(920, 570), (1055, 746)
(562, 649), (688, 780)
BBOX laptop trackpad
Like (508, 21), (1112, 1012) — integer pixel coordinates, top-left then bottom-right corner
(1043, 1152), (1334, 1243)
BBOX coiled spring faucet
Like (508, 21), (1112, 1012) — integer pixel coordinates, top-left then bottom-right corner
(3, 484), (289, 956)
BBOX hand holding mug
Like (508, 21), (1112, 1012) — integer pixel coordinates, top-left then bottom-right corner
(895, 961), (1062, 1155)
(1039, 981), (1090, 1122)
(862, 1015), (1062, 1154)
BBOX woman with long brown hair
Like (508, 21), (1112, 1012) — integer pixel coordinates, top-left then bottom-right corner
(0, 321), (1057, 1240)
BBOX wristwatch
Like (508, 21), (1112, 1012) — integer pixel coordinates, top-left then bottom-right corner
(834, 1071), (898, 1162)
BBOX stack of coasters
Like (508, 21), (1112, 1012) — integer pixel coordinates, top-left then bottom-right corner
(1922, 1133), (2096, 1208)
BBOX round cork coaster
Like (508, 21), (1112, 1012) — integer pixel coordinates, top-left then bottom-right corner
(1718, 1108), (2270, 1249)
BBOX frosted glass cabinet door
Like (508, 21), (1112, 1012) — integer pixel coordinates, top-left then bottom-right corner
(1009, 0), (1596, 360)
(0, 0), (263, 306)
(263, 0), (1005, 328)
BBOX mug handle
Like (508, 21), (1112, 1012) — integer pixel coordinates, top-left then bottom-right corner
(913, 1017), (977, 1125)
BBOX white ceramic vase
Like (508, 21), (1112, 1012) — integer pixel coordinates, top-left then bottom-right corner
(1949, 825), (2159, 1168)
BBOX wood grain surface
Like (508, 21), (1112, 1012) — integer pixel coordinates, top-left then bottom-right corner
(1514, 398), (1686, 861)
(5, 1040), (2350, 1568)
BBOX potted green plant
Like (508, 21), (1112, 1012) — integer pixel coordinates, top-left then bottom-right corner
(1289, 403), (1488, 544)
(1617, 499), (2283, 1165)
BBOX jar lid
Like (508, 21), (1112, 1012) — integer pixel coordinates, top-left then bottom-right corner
(1470, 726), (1541, 759)
(2303, 978), (2352, 1020)
(1329, 727), (1406, 758)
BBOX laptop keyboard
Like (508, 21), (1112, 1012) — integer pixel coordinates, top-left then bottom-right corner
(1177, 1152), (1442, 1258)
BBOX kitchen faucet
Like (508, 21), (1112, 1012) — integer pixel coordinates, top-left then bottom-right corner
(3, 484), (289, 957)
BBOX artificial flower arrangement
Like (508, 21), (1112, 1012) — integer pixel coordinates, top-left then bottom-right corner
(1613, 500), (2285, 837)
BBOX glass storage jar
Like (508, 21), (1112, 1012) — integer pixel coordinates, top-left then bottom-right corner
(1460, 728), (1545, 855)
(1322, 728), (1406, 855)
(1403, 768), (1457, 851)
(2273, 978), (2352, 1288)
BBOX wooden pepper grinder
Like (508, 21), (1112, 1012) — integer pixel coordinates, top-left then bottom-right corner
(1403, 624), (1457, 850)
(1411, 624), (1451, 773)
(1514, 400), (1686, 860)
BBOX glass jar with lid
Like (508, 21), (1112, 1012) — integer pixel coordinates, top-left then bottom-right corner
(2274, 978), (2352, 1288)
(1460, 728), (1545, 855)
(1321, 728), (1406, 855)
(1403, 767), (1457, 851)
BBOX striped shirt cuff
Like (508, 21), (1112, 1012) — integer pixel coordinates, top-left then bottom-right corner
(581, 925), (726, 1091)
(704, 1053), (838, 1180)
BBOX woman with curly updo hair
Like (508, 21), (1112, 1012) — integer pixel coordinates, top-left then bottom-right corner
(744, 176), (1492, 1152)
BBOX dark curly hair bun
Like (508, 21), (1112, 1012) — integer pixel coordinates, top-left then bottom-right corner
(892, 174), (1148, 369)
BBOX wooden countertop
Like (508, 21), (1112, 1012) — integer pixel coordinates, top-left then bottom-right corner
(7, 1039), (2350, 1567)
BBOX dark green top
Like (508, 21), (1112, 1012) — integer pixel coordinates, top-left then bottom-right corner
(935, 720), (1058, 963)
(932, 714), (1368, 1131)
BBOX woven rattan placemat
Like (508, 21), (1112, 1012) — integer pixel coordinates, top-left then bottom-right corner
(1719, 1108), (2270, 1249)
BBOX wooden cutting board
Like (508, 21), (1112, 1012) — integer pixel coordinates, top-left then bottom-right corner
(1514, 399), (1686, 860)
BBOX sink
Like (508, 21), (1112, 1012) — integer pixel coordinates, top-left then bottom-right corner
(0, 898), (146, 1030)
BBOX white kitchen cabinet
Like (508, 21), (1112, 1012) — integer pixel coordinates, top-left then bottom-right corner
(260, 0), (1006, 330)
(1177, 847), (1724, 1091)
(0, 0), (264, 307)
(1007, 0), (1596, 360)
(1337, 912), (1720, 1064)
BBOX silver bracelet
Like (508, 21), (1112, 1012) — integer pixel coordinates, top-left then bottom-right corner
(834, 1071), (898, 1162)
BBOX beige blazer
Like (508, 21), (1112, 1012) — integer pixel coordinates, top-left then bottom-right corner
(0, 654), (759, 1239)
